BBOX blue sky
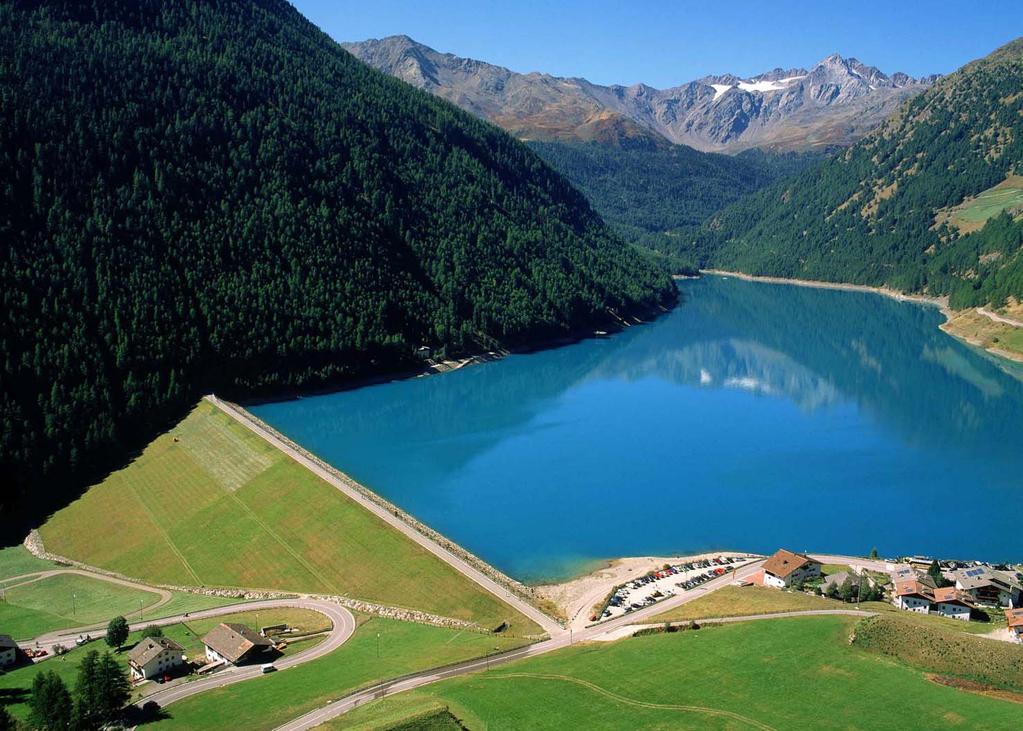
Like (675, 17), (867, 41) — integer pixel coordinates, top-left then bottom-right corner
(292, 0), (1023, 87)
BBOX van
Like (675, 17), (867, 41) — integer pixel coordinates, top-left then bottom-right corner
(261, 663), (276, 674)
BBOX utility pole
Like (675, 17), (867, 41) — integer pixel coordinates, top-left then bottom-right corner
(376, 632), (380, 659)
(72, 592), (76, 617)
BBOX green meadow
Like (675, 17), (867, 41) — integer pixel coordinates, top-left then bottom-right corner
(40, 401), (539, 635)
(333, 616), (1023, 730)
(0, 607), (327, 721)
(938, 175), (1023, 232)
(146, 615), (527, 731)
(0, 573), (162, 640)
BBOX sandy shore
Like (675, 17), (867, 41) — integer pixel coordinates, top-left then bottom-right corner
(534, 551), (759, 630)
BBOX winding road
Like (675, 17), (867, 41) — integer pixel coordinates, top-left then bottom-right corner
(275, 559), (770, 730)
(130, 599), (355, 710)
(9, 572), (356, 712)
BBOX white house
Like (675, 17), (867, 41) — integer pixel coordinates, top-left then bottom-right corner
(0, 635), (17, 668)
(952, 567), (1022, 608)
(127, 636), (184, 682)
(892, 580), (934, 614)
(1005, 608), (1023, 643)
(930, 587), (974, 621)
(202, 623), (273, 666)
(759, 549), (822, 588)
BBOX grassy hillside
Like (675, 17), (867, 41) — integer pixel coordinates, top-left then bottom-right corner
(41, 401), (540, 635)
(693, 37), (1023, 310)
(853, 615), (1023, 692)
(0, 0), (675, 526)
(332, 616), (1022, 730)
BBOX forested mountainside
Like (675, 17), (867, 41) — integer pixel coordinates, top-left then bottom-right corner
(693, 38), (1023, 309)
(528, 142), (821, 266)
(0, 0), (675, 525)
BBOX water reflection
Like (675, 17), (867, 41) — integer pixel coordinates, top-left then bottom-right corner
(251, 277), (1023, 579)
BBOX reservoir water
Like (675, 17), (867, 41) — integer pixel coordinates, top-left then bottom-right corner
(250, 277), (1023, 582)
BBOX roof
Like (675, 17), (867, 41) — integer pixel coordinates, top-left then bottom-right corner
(822, 571), (851, 586)
(0, 634), (17, 649)
(953, 567), (1022, 592)
(762, 549), (820, 579)
(894, 580), (934, 601)
(128, 636), (183, 666)
(1005, 609), (1023, 629)
(203, 623), (273, 664)
(932, 587), (974, 607)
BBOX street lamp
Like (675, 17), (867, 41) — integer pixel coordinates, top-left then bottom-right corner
(72, 592), (76, 617)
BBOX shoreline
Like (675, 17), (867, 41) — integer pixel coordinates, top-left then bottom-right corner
(701, 269), (1023, 365)
(239, 298), (677, 407)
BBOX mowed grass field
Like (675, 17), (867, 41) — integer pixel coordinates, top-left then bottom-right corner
(936, 174), (1023, 233)
(40, 401), (536, 634)
(0, 573), (162, 640)
(145, 615), (528, 731)
(0, 607), (328, 721)
(332, 616), (1023, 731)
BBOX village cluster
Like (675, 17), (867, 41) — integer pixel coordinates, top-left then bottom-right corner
(590, 548), (1023, 642)
(749, 549), (1023, 639)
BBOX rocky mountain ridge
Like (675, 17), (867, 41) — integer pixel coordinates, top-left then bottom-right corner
(343, 35), (938, 152)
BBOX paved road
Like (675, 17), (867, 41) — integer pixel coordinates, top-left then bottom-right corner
(209, 395), (563, 637)
(595, 608), (879, 641)
(132, 598), (355, 710)
(11, 568), (173, 650)
(275, 560), (768, 730)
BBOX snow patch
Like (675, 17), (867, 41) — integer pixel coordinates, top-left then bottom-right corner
(736, 75), (806, 93)
(710, 84), (732, 100)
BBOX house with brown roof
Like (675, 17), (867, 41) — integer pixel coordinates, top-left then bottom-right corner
(760, 549), (822, 589)
(128, 636), (184, 681)
(893, 580), (934, 614)
(1005, 608), (1023, 643)
(931, 586), (975, 621)
(0, 635), (18, 668)
(202, 623), (274, 666)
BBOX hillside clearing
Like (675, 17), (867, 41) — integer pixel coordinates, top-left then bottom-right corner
(40, 401), (538, 634)
(934, 175), (1023, 233)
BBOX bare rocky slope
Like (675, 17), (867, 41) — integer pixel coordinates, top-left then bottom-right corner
(343, 35), (937, 153)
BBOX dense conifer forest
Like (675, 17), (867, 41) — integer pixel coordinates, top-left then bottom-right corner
(0, 0), (676, 525)
(528, 142), (819, 269)
(691, 38), (1023, 309)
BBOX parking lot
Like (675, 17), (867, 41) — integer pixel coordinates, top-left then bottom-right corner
(594, 555), (757, 623)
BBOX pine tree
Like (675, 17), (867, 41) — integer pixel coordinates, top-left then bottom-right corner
(28, 670), (73, 730)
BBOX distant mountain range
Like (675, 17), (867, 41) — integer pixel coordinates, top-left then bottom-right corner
(695, 37), (1023, 311)
(343, 35), (938, 153)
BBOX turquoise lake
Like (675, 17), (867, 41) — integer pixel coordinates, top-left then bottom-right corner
(250, 277), (1023, 583)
